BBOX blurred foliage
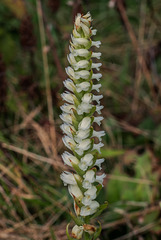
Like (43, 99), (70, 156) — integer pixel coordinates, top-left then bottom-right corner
(0, 0), (161, 239)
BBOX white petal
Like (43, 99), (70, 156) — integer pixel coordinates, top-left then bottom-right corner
(84, 186), (97, 198)
(75, 70), (90, 80)
(92, 40), (101, 48)
(82, 180), (92, 189)
(92, 73), (102, 81)
(79, 162), (89, 171)
(78, 117), (92, 130)
(81, 154), (93, 165)
(63, 79), (75, 92)
(75, 13), (81, 27)
(91, 29), (97, 35)
(93, 142), (104, 153)
(91, 62), (102, 71)
(75, 139), (91, 156)
(93, 94), (103, 104)
(71, 36), (90, 48)
(68, 185), (83, 200)
(72, 48), (91, 58)
(62, 135), (76, 149)
(77, 102), (92, 115)
(96, 173), (106, 186)
(65, 66), (75, 79)
(80, 22), (91, 37)
(80, 201), (99, 216)
(83, 170), (95, 182)
(60, 113), (72, 124)
(76, 82), (90, 93)
(93, 130), (105, 141)
(83, 12), (92, 21)
(82, 93), (93, 103)
(96, 105), (104, 114)
(93, 116), (104, 126)
(60, 123), (75, 137)
(79, 154), (93, 171)
(92, 83), (102, 92)
(74, 129), (90, 142)
(91, 52), (101, 59)
(82, 196), (92, 206)
(90, 201), (100, 209)
(62, 151), (79, 166)
(76, 139), (91, 152)
(61, 91), (76, 104)
(72, 225), (84, 240)
(82, 186), (97, 205)
(73, 27), (81, 38)
(95, 158), (105, 170)
(81, 17), (91, 27)
(60, 171), (79, 186)
(73, 60), (89, 70)
(67, 53), (77, 65)
(60, 103), (75, 114)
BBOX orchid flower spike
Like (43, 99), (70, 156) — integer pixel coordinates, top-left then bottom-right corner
(60, 12), (107, 239)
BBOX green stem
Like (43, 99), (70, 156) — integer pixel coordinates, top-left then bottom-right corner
(84, 232), (90, 240)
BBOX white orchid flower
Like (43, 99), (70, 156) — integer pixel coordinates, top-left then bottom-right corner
(60, 12), (107, 238)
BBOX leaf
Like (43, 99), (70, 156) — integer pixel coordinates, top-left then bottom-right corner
(100, 148), (124, 158)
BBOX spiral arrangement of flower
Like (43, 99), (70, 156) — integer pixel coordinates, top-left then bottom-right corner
(60, 12), (107, 239)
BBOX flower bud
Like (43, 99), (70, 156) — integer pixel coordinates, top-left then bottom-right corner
(83, 224), (96, 235)
(72, 225), (84, 239)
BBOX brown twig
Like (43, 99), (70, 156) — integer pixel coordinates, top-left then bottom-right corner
(0, 141), (65, 169)
(104, 111), (149, 137)
(102, 205), (160, 229)
(106, 174), (156, 185)
(113, 221), (159, 240)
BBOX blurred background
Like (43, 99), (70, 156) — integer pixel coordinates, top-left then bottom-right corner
(0, 0), (161, 239)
